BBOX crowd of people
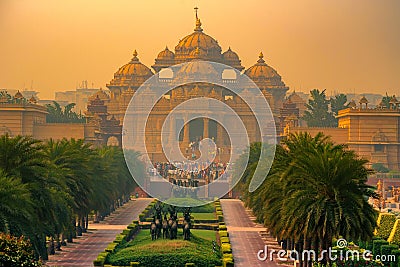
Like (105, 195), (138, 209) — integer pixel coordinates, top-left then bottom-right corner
(148, 161), (227, 184)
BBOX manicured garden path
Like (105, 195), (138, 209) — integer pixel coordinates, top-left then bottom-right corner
(220, 199), (280, 267)
(45, 198), (153, 267)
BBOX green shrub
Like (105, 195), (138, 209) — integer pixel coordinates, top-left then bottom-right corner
(389, 220), (400, 245)
(0, 233), (42, 267)
(93, 256), (105, 266)
(390, 249), (400, 267)
(373, 239), (389, 256)
(139, 213), (145, 222)
(185, 264), (195, 267)
(223, 258), (234, 267)
(220, 237), (230, 244)
(132, 220), (139, 224)
(105, 243), (117, 253)
(221, 243), (232, 254)
(219, 230), (228, 238)
(375, 213), (396, 239)
(130, 262), (140, 267)
(381, 244), (398, 265)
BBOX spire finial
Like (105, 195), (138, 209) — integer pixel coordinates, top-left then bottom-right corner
(194, 7), (203, 32)
(257, 52), (265, 63)
(131, 50), (139, 62)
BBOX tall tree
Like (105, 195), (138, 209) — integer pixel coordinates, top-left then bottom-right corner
(330, 93), (348, 116)
(240, 133), (377, 266)
(303, 89), (336, 127)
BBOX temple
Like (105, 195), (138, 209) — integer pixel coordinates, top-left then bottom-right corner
(85, 9), (289, 161)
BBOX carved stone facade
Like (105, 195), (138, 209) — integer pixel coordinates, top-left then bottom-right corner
(100, 11), (289, 161)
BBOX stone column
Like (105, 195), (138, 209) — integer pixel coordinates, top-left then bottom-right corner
(203, 118), (209, 139)
(183, 119), (190, 145)
(216, 122), (224, 147)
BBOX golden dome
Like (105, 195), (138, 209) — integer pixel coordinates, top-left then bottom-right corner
(176, 31), (221, 51)
(115, 50), (153, 77)
(222, 47), (244, 71)
(108, 50), (154, 90)
(222, 47), (239, 61)
(89, 88), (110, 101)
(157, 46), (174, 60)
(174, 8), (222, 62)
(245, 52), (285, 87)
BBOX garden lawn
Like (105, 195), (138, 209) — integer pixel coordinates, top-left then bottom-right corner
(107, 229), (221, 267)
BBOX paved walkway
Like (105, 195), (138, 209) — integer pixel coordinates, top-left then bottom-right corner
(220, 199), (280, 267)
(45, 198), (152, 267)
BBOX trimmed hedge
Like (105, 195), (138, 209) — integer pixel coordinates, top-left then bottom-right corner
(381, 244), (398, 265)
(219, 230), (228, 238)
(373, 239), (389, 256)
(220, 237), (230, 244)
(389, 219), (400, 245)
(375, 213), (396, 240)
(390, 249), (400, 267)
(130, 262), (140, 267)
(221, 243), (232, 254)
(219, 225), (227, 231)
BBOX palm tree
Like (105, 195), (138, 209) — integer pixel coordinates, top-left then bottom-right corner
(241, 133), (377, 266)
(0, 170), (33, 234)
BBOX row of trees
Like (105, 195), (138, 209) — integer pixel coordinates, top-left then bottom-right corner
(236, 133), (378, 266)
(45, 101), (86, 123)
(0, 134), (142, 261)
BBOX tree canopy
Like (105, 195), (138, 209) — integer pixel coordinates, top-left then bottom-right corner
(0, 134), (142, 260)
(45, 101), (86, 123)
(303, 89), (348, 127)
(238, 133), (377, 266)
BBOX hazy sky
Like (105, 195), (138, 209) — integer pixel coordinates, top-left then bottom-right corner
(0, 0), (399, 99)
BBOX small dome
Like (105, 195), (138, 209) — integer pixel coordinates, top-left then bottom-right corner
(288, 92), (305, 104)
(348, 100), (357, 108)
(222, 47), (239, 61)
(359, 96), (369, 104)
(245, 52), (285, 87)
(157, 46), (174, 60)
(115, 50), (153, 77)
(89, 88), (110, 101)
(14, 90), (24, 99)
(28, 95), (37, 104)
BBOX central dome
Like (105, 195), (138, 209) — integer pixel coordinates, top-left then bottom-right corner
(174, 16), (222, 63)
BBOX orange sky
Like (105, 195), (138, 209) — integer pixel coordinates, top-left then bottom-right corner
(0, 0), (399, 99)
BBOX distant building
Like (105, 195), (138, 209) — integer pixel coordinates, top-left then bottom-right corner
(285, 95), (400, 170)
(55, 82), (104, 113)
(0, 90), (97, 142)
